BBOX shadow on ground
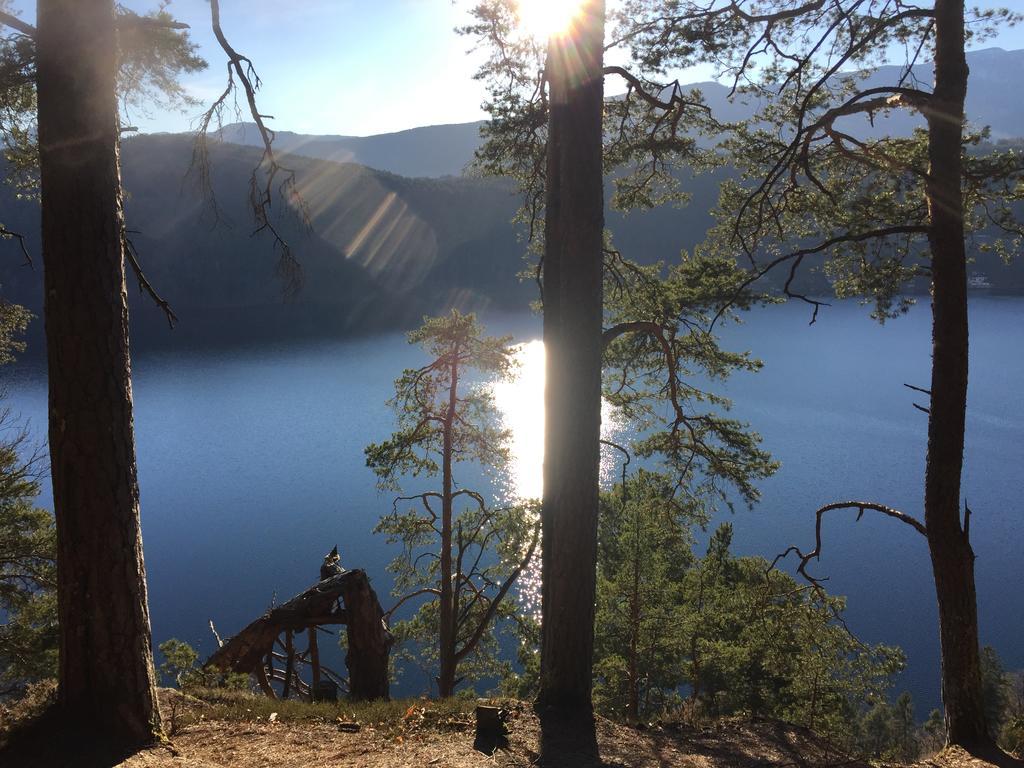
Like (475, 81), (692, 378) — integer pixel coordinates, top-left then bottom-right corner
(536, 704), (626, 768)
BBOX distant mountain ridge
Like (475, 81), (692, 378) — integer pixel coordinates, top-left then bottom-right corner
(3, 49), (1023, 355)
(216, 47), (1024, 180)
(215, 121), (487, 179)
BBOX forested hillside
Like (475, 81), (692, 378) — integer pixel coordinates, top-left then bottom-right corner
(2, 131), (1020, 354)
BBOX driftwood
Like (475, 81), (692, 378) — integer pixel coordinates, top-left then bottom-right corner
(205, 569), (392, 701)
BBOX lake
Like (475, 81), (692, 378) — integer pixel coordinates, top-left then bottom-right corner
(3, 298), (1022, 715)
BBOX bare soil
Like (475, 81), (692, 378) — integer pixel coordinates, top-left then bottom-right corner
(113, 691), (1007, 768)
(4, 687), (1019, 768)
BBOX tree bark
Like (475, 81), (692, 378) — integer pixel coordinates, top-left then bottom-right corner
(538, 0), (606, 712)
(923, 0), (991, 751)
(341, 570), (392, 701)
(36, 0), (161, 750)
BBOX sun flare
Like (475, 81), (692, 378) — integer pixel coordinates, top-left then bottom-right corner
(516, 0), (586, 40)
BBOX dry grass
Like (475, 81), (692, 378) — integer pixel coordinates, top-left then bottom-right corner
(5, 687), (1021, 768)
(115, 690), (874, 768)
(0, 679), (57, 749)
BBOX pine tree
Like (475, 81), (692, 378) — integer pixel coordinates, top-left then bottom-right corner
(592, 470), (695, 720)
(0, 303), (54, 697)
(462, 2), (776, 722)
(617, 0), (1023, 750)
(367, 311), (538, 697)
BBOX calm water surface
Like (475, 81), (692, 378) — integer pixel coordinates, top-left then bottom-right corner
(4, 299), (1022, 712)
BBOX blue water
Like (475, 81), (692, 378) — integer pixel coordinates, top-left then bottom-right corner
(2, 299), (1021, 714)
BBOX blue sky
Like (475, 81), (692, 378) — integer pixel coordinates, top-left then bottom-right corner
(5, 0), (1024, 137)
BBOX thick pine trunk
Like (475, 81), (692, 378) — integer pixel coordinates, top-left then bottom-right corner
(538, 1), (605, 712)
(924, 0), (991, 751)
(36, 0), (161, 750)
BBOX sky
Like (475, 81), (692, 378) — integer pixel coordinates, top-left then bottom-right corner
(5, 0), (1024, 137)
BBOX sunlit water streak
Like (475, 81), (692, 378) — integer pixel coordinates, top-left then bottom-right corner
(490, 339), (625, 621)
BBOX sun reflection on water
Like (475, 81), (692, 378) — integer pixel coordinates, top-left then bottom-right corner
(491, 339), (626, 502)
(490, 339), (626, 622)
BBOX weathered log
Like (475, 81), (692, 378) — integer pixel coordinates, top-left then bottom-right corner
(341, 569), (393, 701)
(282, 630), (295, 699)
(308, 626), (321, 695)
(204, 569), (391, 700)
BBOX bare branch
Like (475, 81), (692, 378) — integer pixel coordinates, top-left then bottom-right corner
(192, 0), (307, 295)
(384, 587), (441, 621)
(0, 11), (35, 37)
(0, 225), (33, 268)
(123, 233), (178, 329)
(454, 519), (540, 663)
(771, 501), (926, 590)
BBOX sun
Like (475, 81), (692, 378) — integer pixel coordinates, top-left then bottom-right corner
(516, 0), (586, 40)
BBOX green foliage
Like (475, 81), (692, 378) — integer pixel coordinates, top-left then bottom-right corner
(592, 470), (696, 720)
(923, 707), (946, 750)
(366, 310), (514, 493)
(156, 638), (247, 691)
(0, 304), (55, 696)
(0, 0), (207, 195)
(157, 638), (199, 687)
(588, 475), (904, 748)
(981, 644), (1011, 734)
(117, 1), (208, 116)
(0, 299), (29, 366)
(853, 691), (919, 762)
(465, 2), (778, 522)
(602, 253), (778, 511)
(976, 645), (1024, 755)
(613, 1), (1024, 318)
(680, 528), (903, 746)
(1001, 671), (1024, 757)
(499, 613), (540, 701)
(366, 311), (538, 695)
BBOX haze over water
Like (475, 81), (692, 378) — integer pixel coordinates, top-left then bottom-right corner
(4, 298), (1021, 710)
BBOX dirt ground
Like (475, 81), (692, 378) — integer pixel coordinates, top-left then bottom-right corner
(110, 693), (1017, 768)
(3, 687), (1019, 768)
(119, 710), (860, 768)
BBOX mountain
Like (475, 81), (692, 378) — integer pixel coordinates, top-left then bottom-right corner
(215, 121), (487, 179)
(0, 134), (749, 352)
(3, 47), (1023, 356)
(0, 135), (527, 352)
(218, 48), (1024, 180)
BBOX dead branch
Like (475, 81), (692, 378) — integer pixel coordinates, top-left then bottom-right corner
(0, 225), (33, 268)
(771, 501), (927, 589)
(0, 11), (35, 37)
(123, 233), (178, 328)
(192, 0), (307, 295)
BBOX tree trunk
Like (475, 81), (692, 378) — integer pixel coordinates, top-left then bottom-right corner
(438, 355), (458, 697)
(923, 0), (991, 751)
(308, 626), (321, 695)
(36, 0), (161, 751)
(538, 1), (605, 712)
(626, 504), (641, 722)
(341, 571), (392, 701)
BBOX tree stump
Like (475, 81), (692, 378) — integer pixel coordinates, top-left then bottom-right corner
(474, 704), (509, 755)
